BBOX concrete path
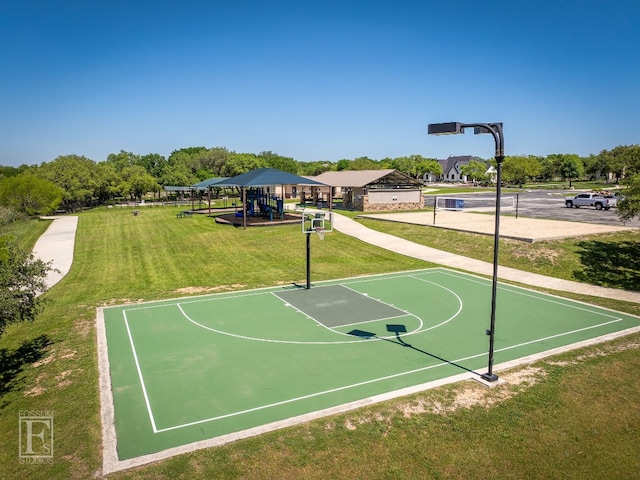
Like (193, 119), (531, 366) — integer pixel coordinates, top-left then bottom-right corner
(32, 216), (78, 289)
(329, 212), (640, 304)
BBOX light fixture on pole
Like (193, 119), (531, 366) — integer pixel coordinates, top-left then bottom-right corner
(428, 121), (504, 382)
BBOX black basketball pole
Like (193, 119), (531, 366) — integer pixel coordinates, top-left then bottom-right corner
(306, 232), (311, 289)
(428, 121), (504, 382)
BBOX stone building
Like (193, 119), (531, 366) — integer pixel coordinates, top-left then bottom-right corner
(311, 169), (423, 211)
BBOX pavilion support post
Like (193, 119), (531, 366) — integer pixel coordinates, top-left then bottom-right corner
(242, 188), (247, 230)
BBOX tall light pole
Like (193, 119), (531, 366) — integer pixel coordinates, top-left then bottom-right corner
(428, 122), (504, 382)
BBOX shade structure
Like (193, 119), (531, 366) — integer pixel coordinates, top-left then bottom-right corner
(191, 177), (229, 190)
(215, 168), (327, 229)
(216, 168), (326, 187)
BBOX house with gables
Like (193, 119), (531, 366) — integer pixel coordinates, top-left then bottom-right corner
(435, 155), (484, 183)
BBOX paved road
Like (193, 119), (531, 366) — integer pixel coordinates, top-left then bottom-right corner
(429, 189), (640, 228)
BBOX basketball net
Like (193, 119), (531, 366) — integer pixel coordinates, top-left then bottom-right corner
(315, 227), (325, 240)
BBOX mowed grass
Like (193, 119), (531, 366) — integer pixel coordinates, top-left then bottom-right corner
(68, 207), (428, 302)
(0, 206), (639, 479)
(0, 216), (52, 251)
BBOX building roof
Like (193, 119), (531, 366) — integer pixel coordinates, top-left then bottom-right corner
(216, 168), (326, 187)
(192, 177), (229, 190)
(438, 155), (483, 174)
(311, 169), (422, 188)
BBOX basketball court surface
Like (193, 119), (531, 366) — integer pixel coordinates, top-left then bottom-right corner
(97, 267), (640, 473)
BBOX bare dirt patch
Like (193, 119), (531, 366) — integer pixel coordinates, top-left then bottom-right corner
(399, 366), (546, 418)
(174, 284), (248, 295)
(341, 365), (547, 431)
(74, 319), (93, 338)
(24, 373), (48, 397)
(546, 336), (640, 366)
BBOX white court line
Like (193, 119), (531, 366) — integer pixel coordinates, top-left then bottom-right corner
(117, 267), (637, 436)
(148, 315), (624, 434)
(128, 273), (464, 345)
(177, 302), (366, 345)
(330, 313), (413, 330)
(495, 318), (623, 353)
(119, 268), (442, 313)
(172, 273), (466, 343)
(439, 270), (626, 321)
(101, 267), (640, 472)
(272, 285), (425, 337)
(123, 312), (158, 433)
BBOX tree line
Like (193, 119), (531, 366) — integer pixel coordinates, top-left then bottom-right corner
(0, 145), (639, 218)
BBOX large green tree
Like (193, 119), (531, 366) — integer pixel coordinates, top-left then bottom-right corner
(0, 173), (64, 215)
(258, 151), (297, 174)
(391, 156), (417, 177)
(538, 155), (559, 181)
(335, 159), (350, 171)
(583, 154), (609, 181)
(0, 238), (51, 336)
(94, 162), (122, 203)
(617, 173), (640, 221)
(106, 150), (142, 170)
(297, 161), (332, 176)
(350, 157), (380, 170)
(160, 163), (197, 188)
(139, 153), (167, 179)
(502, 155), (542, 186)
(415, 158), (442, 181)
(167, 147), (209, 179)
(38, 155), (98, 209)
(221, 153), (267, 177)
(118, 166), (160, 201)
(460, 160), (490, 185)
(558, 154), (585, 187)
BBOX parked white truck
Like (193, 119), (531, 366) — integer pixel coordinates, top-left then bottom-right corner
(565, 192), (617, 210)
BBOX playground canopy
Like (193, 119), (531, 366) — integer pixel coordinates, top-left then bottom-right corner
(215, 168), (325, 188)
(216, 168), (327, 229)
(192, 177), (229, 190)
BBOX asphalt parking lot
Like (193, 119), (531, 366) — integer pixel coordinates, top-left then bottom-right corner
(429, 189), (640, 229)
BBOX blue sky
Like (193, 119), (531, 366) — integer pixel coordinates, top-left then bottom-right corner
(1, 0), (638, 166)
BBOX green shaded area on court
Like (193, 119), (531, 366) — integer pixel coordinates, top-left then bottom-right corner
(101, 268), (640, 461)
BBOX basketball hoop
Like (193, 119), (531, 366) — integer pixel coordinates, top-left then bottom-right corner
(301, 211), (333, 289)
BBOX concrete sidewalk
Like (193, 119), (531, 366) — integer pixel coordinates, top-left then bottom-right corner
(329, 211), (640, 304)
(32, 216), (78, 289)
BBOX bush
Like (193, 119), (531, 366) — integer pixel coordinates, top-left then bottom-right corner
(0, 206), (22, 227)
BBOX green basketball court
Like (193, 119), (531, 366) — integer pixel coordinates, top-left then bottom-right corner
(97, 268), (640, 473)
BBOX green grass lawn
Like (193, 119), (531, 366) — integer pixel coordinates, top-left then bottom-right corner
(1, 206), (639, 479)
(0, 216), (53, 251)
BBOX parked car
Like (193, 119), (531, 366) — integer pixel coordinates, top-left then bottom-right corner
(565, 193), (617, 210)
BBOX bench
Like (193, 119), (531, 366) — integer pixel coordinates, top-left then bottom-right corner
(176, 211), (193, 218)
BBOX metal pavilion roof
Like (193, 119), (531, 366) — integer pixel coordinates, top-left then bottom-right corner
(215, 168), (326, 187)
(191, 177), (229, 190)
